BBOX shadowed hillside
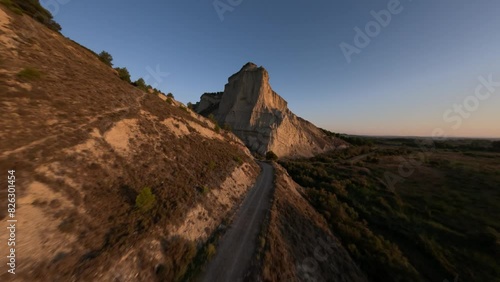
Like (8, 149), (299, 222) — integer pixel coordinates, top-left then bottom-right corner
(0, 5), (260, 281)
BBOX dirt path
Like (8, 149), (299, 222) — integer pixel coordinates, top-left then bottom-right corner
(202, 162), (274, 282)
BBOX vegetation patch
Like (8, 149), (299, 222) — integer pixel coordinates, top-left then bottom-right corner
(281, 137), (500, 282)
(3, 0), (61, 31)
(265, 151), (278, 161)
(17, 67), (42, 80)
(135, 187), (156, 213)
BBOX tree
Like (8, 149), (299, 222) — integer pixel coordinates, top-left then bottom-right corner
(114, 67), (131, 83)
(167, 93), (174, 98)
(134, 78), (147, 91)
(266, 151), (278, 161)
(98, 51), (113, 67)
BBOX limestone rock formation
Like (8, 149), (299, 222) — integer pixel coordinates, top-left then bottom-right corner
(195, 62), (345, 157)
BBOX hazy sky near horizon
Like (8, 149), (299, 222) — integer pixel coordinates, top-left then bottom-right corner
(46, 0), (500, 137)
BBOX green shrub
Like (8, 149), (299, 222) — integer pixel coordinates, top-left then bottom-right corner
(17, 67), (42, 80)
(167, 93), (174, 98)
(179, 105), (189, 112)
(166, 97), (173, 104)
(134, 78), (148, 92)
(214, 123), (221, 134)
(114, 67), (131, 83)
(135, 187), (156, 213)
(265, 151), (278, 161)
(98, 51), (113, 67)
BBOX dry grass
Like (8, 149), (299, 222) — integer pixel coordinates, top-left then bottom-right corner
(0, 8), (259, 281)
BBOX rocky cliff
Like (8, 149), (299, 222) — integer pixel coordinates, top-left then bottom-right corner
(195, 63), (345, 157)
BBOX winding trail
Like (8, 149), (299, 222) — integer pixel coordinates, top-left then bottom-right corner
(202, 162), (274, 282)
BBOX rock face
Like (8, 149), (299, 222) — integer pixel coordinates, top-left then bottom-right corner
(196, 63), (345, 157)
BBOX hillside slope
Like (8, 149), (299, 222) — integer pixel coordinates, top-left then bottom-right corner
(255, 164), (367, 281)
(0, 6), (259, 281)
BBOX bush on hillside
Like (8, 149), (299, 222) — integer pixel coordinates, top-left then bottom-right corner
(133, 78), (148, 92)
(2, 0), (61, 31)
(17, 67), (42, 80)
(135, 187), (156, 213)
(114, 67), (131, 83)
(98, 51), (113, 67)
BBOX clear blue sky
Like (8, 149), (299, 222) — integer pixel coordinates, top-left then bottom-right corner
(46, 0), (500, 138)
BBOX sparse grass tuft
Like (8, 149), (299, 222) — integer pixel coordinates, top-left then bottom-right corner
(205, 243), (216, 260)
(233, 155), (244, 166)
(17, 67), (42, 80)
(207, 160), (216, 171)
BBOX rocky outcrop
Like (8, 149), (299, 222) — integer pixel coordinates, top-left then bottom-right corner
(195, 62), (346, 157)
